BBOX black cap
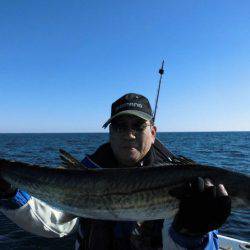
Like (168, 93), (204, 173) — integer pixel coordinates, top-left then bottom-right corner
(103, 93), (153, 128)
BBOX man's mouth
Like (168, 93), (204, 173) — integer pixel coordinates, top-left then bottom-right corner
(123, 145), (137, 150)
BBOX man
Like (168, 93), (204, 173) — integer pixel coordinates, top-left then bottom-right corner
(0, 93), (230, 249)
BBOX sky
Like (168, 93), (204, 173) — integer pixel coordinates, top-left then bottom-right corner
(0, 0), (249, 133)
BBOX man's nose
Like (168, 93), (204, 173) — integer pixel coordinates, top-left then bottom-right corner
(124, 129), (136, 139)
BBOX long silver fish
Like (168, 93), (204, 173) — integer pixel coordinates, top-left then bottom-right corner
(0, 158), (249, 221)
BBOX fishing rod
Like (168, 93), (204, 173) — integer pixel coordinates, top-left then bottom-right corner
(153, 60), (165, 123)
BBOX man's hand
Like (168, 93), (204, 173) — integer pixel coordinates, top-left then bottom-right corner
(0, 175), (16, 197)
(172, 177), (231, 235)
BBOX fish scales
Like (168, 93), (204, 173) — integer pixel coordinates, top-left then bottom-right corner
(0, 159), (249, 221)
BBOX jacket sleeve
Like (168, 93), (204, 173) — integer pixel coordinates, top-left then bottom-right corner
(162, 220), (219, 250)
(0, 153), (102, 239)
(0, 189), (79, 238)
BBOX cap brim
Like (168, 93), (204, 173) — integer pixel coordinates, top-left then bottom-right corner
(102, 110), (153, 128)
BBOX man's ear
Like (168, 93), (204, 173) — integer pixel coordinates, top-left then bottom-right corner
(151, 125), (157, 143)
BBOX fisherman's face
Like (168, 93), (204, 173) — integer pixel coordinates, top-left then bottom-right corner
(109, 115), (156, 166)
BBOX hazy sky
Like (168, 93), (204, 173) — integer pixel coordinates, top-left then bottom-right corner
(0, 1), (249, 132)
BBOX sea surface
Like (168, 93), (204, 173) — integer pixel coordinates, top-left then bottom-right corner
(0, 132), (249, 249)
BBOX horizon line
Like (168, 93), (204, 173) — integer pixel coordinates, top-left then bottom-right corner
(0, 130), (249, 134)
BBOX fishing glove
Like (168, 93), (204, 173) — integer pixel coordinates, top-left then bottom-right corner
(0, 175), (16, 198)
(172, 177), (231, 235)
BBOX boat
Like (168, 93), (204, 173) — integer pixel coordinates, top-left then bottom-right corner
(218, 234), (250, 250)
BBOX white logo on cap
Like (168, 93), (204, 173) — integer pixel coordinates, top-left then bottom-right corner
(116, 103), (143, 111)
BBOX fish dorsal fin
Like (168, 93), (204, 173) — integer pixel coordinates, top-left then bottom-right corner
(59, 149), (87, 170)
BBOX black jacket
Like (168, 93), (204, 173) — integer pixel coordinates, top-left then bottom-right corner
(77, 139), (191, 250)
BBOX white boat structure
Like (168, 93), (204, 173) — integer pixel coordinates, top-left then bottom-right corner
(219, 235), (250, 250)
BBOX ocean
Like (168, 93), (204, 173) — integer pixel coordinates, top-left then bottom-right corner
(0, 132), (249, 249)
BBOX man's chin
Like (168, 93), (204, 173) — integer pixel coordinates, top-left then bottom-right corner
(121, 151), (141, 166)
(124, 147), (139, 156)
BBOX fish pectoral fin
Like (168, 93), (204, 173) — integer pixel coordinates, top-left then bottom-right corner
(168, 185), (187, 200)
